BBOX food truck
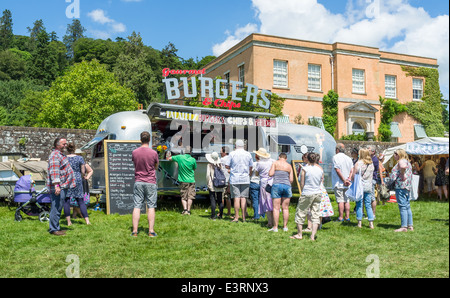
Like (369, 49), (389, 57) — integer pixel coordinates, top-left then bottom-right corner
(81, 102), (336, 201)
(81, 69), (336, 213)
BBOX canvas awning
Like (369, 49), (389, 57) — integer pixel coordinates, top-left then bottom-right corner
(390, 122), (402, 138)
(382, 137), (449, 166)
(406, 137), (449, 155)
(414, 124), (428, 139)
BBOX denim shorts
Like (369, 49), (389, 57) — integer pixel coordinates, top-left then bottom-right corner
(271, 183), (292, 199)
(133, 182), (157, 209)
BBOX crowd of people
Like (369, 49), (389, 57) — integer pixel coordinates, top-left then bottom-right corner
(46, 132), (449, 239)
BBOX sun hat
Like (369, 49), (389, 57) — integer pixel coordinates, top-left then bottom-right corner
(74, 149), (85, 155)
(205, 152), (221, 165)
(253, 147), (270, 158)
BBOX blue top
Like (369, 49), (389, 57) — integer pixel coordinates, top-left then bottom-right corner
(225, 148), (254, 185)
(67, 155), (85, 199)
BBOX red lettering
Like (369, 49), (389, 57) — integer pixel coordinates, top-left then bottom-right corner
(162, 68), (206, 77)
(162, 68), (170, 77)
(203, 98), (212, 106)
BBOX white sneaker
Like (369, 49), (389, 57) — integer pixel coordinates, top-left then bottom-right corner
(268, 228), (278, 232)
(283, 227), (288, 232)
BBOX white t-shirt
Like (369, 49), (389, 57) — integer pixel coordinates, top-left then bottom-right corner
(331, 152), (353, 189)
(302, 165), (323, 196)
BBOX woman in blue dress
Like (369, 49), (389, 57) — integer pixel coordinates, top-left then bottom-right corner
(64, 143), (91, 225)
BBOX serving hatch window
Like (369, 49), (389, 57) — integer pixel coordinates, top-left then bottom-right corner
(269, 135), (296, 154)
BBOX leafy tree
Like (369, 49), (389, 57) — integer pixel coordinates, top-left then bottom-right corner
(36, 59), (138, 129)
(0, 49), (27, 80)
(26, 19), (46, 51)
(0, 79), (47, 125)
(161, 42), (182, 70)
(28, 30), (59, 85)
(113, 32), (159, 107)
(0, 9), (14, 50)
(63, 19), (86, 58)
(73, 37), (123, 70)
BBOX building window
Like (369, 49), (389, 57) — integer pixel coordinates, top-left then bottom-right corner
(273, 60), (288, 88)
(413, 78), (423, 100)
(352, 121), (365, 135)
(308, 64), (321, 91)
(224, 71), (230, 92)
(385, 75), (396, 99)
(238, 63), (245, 88)
(352, 69), (365, 94)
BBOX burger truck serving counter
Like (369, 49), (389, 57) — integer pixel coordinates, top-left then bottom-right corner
(81, 69), (336, 215)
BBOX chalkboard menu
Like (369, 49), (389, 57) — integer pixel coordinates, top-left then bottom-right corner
(104, 140), (142, 215)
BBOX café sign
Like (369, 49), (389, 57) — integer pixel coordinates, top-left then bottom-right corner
(162, 68), (272, 110)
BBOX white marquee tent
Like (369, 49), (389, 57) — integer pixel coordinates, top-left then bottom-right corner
(383, 137), (449, 166)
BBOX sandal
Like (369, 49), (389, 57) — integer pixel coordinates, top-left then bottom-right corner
(290, 234), (302, 240)
(148, 232), (158, 237)
(130, 232), (138, 237)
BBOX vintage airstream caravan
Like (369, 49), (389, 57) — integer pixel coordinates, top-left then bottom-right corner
(82, 103), (336, 200)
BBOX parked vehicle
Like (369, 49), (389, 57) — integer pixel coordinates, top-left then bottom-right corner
(81, 103), (336, 200)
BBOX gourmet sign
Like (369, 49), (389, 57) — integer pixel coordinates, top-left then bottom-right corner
(162, 68), (272, 110)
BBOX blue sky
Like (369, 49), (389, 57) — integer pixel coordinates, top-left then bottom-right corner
(1, 0), (449, 100)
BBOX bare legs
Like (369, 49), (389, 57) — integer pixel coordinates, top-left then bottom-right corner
(132, 207), (155, 235)
(271, 198), (290, 231)
(233, 197), (247, 222)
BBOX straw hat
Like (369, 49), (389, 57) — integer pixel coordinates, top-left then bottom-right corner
(205, 152), (221, 165)
(253, 147), (270, 158)
(74, 149), (85, 156)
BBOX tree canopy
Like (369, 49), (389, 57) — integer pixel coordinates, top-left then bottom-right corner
(0, 10), (218, 129)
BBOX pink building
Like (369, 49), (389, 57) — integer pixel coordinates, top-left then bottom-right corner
(203, 33), (438, 142)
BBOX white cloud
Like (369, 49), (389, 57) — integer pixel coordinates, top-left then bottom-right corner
(87, 9), (114, 24)
(87, 9), (127, 39)
(211, 0), (449, 100)
(212, 23), (258, 56)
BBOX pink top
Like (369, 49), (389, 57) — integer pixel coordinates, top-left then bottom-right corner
(132, 146), (159, 184)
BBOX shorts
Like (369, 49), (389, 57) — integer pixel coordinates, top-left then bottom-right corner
(334, 187), (350, 203)
(271, 183), (292, 199)
(180, 182), (196, 201)
(133, 182), (157, 209)
(230, 184), (249, 199)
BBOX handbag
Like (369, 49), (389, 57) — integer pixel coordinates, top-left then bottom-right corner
(386, 176), (397, 191)
(265, 183), (272, 193)
(379, 184), (390, 201)
(345, 172), (363, 202)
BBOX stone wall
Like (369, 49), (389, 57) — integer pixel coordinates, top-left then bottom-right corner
(0, 125), (403, 162)
(0, 126), (96, 161)
(339, 140), (404, 156)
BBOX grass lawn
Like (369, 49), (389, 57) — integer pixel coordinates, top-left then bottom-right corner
(0, 194), (448, 278)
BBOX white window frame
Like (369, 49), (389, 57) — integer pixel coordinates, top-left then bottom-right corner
(238, 63), (245, 88)
(352, 69), (365, 94)
(223, 71), (230, 91)
(385, 75), (397, 99)
(308, 64), (321, 91)
(273, 60), (288, 88)
(413, 78), (423, 100)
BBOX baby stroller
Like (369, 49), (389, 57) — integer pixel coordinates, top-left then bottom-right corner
(14, 175), (51, 222)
